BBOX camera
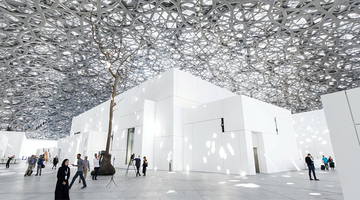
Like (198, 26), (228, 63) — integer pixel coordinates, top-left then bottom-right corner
(130, 153), (135, 160)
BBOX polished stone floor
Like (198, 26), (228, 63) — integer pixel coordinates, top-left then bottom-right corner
(0, 162), (343, 200)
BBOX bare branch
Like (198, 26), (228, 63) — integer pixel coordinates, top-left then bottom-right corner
(116, 41), (146, 74)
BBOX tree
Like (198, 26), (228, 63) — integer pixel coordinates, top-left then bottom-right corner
(89, 3), (147, 175)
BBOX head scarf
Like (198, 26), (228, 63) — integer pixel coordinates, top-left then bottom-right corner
(61, 159), (69, 168)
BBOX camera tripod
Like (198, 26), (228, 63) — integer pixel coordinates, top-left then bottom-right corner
(106, 157), (117, 188)
(125, 159), (137, 177)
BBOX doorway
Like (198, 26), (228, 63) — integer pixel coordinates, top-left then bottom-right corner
(125, 128), (135, 165)
(253, 147), (260, 173)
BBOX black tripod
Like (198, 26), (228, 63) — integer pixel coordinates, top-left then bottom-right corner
(125, 159), (136, 177)
(106, 157), (117, 188)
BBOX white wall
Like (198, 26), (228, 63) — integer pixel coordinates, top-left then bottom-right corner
(321, 87), (360, 200)
(0, 134), (9, 158)
(58, 131), (107, 165)
(182, 95), (301, 175)
(0, 131), (26, 159)
(67, 68), (236, 172)
(292, 110), (334, 168)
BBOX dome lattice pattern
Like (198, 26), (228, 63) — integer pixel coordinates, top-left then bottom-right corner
(1, 0), (360, 139)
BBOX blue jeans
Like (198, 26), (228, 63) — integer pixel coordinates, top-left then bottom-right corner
(69, 171), (86, 188)
(308, 165), (317, 179)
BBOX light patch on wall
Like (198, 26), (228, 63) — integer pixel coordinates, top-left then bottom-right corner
(137, 115), (140, 120)
(306, 138), (311, 143)
(211, 141), (216, 154)
(154, 167), (157, 171)
(114, 125), (118, 132)
(226, 169), (230, 174)
(206, 141), (211, 148)
(143, 88), (145, 92)
(227, 143), (235, 156)
(184, 137), (188, 143)
(218, 182), (226, 184)
(138, 129), (141, 135)
(203, 157), (207, 163)
(213, 133), (217, 138)
(231, 132), (235, 139)
(321, 140), (327, 145)
(241, 172), (246, 176)
(101, 107), (104, 112)
(219, 146), (227, 159)
(208, 151), (210, 156)
(160, 141), (163, 149)
(286, 182), (294, 185)
(68, 148), (71, 152)
(186, 165), (190, 171)
(189, 144), (192, 150)
(217, 166), (221, 171)
(299, 141), (304, 144)
(167, 151), (172, 162)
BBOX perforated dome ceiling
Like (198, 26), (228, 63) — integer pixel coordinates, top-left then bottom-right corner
(1, 0), (360, 139)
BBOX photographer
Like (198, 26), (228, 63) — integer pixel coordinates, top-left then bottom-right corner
(134, 155), (141, 177)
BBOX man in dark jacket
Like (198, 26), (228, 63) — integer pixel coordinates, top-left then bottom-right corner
(134, 155), (141, 177)
(305, 153), (319, 181)
(35, 155), (44, 176)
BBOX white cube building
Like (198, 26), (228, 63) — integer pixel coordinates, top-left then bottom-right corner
(59, 69), (302, 175)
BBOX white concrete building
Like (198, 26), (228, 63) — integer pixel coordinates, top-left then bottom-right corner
(322, 87), (360, 200)
(59, 69), (302, 175)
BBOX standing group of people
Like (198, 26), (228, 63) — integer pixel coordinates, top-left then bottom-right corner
(322, 155), (335, 170)
(24, 155), (45, 176)
(133, 155), (148, 177)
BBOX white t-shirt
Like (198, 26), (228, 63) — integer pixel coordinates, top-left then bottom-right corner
(93, 157), (100, 168)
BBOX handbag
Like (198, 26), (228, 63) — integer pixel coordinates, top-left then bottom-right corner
(41, 164), (45, 168)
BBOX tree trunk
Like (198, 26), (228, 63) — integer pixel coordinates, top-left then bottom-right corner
(106, 75), (119, 153)
(94, 75), (119, 176)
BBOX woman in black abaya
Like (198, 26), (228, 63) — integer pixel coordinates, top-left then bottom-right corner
(55, 159), (70, 200)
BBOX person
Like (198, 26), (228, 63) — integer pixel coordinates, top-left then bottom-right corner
(92, 153), (100, 180)
(328, 156), (335, 169)
(134, 155), (141, 177)
(5, 155), (15, 168)
(322, 155), (329, 170)
(69, 153), (87, 189)
(79, 156), (90, 183)
(24, 155), (37, 176)
(55, 159), (70, 200)
(53, 156), (59, 170)
(142, 156), (148, 176)
(305, 153), (319, 181)
(35, 155), (44, 176)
